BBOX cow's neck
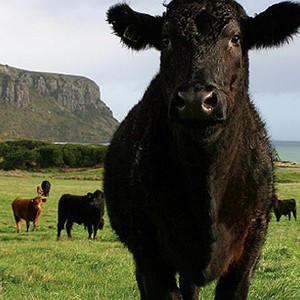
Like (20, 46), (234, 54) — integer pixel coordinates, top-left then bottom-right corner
(170, 94), (246, 199)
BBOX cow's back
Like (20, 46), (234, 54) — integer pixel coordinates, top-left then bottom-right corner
(58, 194), (88, 224)
(12, 198), (32, 220)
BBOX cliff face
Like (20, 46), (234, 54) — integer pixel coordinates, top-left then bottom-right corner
(0, 64), (118, 143)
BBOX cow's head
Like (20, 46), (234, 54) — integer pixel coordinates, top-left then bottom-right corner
(107, 1), (300, 124)
(88, 190), (104, 208)
(32, 197), (44, 210)
(272, 193), (279, 209)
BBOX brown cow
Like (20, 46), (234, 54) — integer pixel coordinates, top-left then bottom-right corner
(37, 185), (43, 196)
(12, 197), (46, 233)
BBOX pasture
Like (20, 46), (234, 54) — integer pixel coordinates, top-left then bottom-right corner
(0, 167), (299, 299)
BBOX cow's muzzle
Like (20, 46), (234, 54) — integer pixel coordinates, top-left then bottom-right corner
(174, 84), (227, 122)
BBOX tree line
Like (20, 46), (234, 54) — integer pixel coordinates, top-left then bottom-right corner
(0, 139), (107, 170)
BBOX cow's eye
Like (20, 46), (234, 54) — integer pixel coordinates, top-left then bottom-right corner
(162, 36), (170, 48)
(231, 35), (240, 46)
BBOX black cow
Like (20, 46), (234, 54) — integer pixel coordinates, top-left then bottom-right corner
(57, 190), (104, 239)
(37, 180), (51, 197)
(104, 1), (300, 299)
(41, 180), (51, 197)
(273, 197), (297, 222)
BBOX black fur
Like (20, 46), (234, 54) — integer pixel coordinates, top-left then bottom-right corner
(57, 190), (104, 239)
(244, 2), (300, 49)
(105, 1), (300, 299)
(107, 3), (163, 50)
(41, 180), (51, 197)
(273, 197), (297, 221)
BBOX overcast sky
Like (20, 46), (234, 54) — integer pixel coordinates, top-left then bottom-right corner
(0, 0), (299, 141)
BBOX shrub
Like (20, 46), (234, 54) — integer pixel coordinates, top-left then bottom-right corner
(37, 145), (64, 168)
(0, 139), (107, 170)
(1, 149), (40, 170)
(272, 146), (281, 162)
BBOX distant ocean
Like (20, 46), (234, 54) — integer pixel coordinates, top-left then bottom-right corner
(272, 141), (300, 163)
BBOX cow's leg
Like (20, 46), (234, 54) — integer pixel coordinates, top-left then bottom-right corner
(26, 221), (30, 232)
(33, 221), (37, 232)
(33, 217), (39, 232)
(14, 215), (21, 233)
(87, 224), (93, 239)
(288, 212), (291, 221)
(215, 261), (252, 300)
(93, 225), (98, 240)
(215, 217), (268, 300)
(99, 218), (104, 230)
(16, 220), (21, 233)
(179, 274), (200, 300)
(134, 256), (182, 300)
(57, 217), (66, 239)
(66, 220), (73, 238)
(292, 210), (296, 221)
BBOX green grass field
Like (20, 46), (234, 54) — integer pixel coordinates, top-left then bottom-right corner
(0, 167), (299, 299)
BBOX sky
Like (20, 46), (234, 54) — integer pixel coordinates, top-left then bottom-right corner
(0, 0), (299, 141)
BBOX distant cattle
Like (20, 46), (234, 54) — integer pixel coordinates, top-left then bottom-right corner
(57, 190), (105, 239)
(12, 196), (46, 233)
(37, 185), (43, 196)
(273, 195), (297, 222)
(37, 180), (51, 197)
(104, 0), (300, 299)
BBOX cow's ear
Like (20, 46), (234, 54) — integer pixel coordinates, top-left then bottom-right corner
(244, 1), (300, 50)
(107, 3), (163, 51)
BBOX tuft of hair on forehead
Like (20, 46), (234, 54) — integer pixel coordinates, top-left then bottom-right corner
(164, 0), (248, 40)
(165, 0), (248, 20)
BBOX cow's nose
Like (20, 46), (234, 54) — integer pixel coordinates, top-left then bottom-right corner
(202, 92), (218, 113)
(176, 86), (226, 121)
(178, 89), (218, 112)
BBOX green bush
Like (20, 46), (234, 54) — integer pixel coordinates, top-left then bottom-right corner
(1, 149), (40, 170)
(0, 139), (107, 170)
(37, 145), (60, 168)
(0, 139), (46, 158)
(272, 146), (281, 162)
(63, 147), (77, 167)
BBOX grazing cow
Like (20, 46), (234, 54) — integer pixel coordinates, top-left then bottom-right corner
(12, 197), (46, 233)
(104, 1), (300, 299)
(37, 180), (51, 197)
(273, 195), (297, 222)
(57, 190), (105, 239)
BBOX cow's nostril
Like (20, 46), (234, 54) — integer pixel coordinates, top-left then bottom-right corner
(177, 92), (188, 109)
(202, 92), (218, 112)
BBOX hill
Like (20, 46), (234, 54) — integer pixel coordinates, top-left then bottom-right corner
(0, 64), (119, 143)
